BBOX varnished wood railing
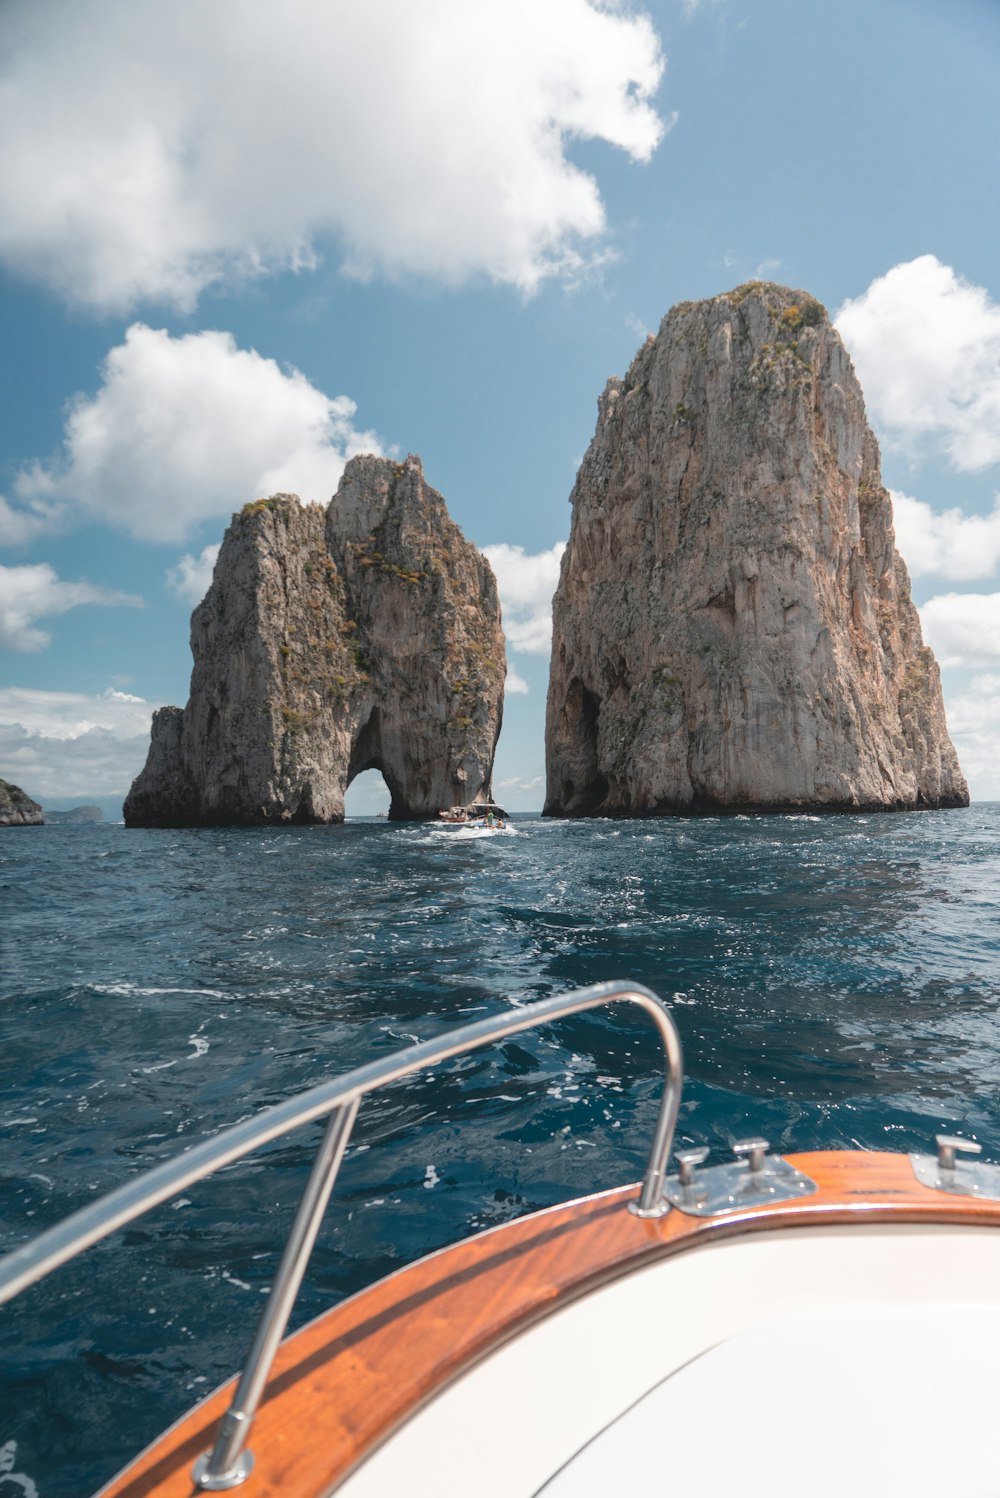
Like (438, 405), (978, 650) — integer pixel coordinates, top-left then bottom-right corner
(96, 1150), (1000, 1498)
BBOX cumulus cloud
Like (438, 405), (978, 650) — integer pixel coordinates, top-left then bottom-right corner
(495, 773), (545, 805)
(0, 488), (62, 547)
(506, 665), (530, 695)
(0, 686), (157, 798)
(0, 0), (667, 313)
(4, 324), (382, 545)
(836, 256), (1000, 471)
(939, 674), (1000, 801)
(0, 564), (141, 651)
(891, 490), (1000, 581)
(167, 544), (222, 605)
(482, 541), (566, 656)
(919, 593), (1000, 669)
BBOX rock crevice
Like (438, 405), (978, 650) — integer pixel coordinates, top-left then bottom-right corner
(126, 455), (505, 825)
(544, 283), (968, 816)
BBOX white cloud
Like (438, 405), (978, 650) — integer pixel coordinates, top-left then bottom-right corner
(0, 0), (667, 313)
(0, 564), (141, 652)
(506, 665), (530, 695)
(0, 487), (62, 546)
(919, 593), (1000, 669)
(0, 686), (152, 740)
(681, 0), (729, 16)
(167, 544), (222, 605)
(939, 673), (1000, 801)
(836, 256), (1000, 471)
(496, 773), (544, 794)
(481, 542), (566, 655)
(4, 324), (382, 545)
(0, 686), (158, 798)
(891, 489), (1000, 581)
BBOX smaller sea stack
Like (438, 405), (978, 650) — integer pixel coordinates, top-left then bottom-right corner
(126, 455), (505, 826)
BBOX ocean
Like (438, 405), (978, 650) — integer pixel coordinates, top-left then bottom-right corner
(3, 807), (1000, 1495)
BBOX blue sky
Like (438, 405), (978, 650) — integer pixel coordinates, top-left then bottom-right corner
(3, 0), (1000, 814)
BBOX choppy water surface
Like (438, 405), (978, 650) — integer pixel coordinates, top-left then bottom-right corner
(3, 808), (1000, 1494)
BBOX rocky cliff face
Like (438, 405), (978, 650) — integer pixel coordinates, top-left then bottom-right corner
(0, 779), (44, 825)
(545, 283), (969, 816)
(126, 455), (505, 825)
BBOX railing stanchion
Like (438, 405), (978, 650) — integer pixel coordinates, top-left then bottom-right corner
(633, 1001), (683, 1217)
(193, 1097), (360, 1490)
(0, 980), (685, 1492)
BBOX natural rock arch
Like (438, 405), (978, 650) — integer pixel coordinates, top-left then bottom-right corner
(126, 456), (505, 826)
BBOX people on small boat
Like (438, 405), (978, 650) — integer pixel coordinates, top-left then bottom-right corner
(438, 806), (469, 823)
(437, 801), (508, 827)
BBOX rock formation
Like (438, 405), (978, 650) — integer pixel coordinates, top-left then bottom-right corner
(126, 455), (505, 825)
(545, 282), (969, 816)
(0, 779), (44, 825)
(45, 805), (104, 824)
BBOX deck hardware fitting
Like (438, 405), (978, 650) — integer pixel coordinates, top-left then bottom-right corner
(733, 1137), (770, 1174)
(665, 1137), (818, 1217)
(676, 1146), (710, 1187)
(192, 1410), (254, 1490)
(937, 1135), (982, 1172)
(909, 1135), (1000, 1200)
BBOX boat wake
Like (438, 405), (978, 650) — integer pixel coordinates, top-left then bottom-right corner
(428, 823), (515, 840)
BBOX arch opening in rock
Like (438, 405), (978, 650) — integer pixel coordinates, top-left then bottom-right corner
(344, 769), (391, 819)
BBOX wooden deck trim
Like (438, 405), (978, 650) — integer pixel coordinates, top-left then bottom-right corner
(97, 1150), (1000, 1498)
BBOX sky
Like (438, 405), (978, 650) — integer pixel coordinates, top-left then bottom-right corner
(2, 0), (1000, 816)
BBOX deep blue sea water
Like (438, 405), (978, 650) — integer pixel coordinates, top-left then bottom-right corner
(3, 808), (1000, 1496)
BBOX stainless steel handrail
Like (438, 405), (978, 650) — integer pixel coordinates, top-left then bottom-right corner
(0, 980), (682, 1491)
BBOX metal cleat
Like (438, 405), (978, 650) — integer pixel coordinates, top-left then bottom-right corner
(910, 1134), (1000, 1199)
(665, 1136), (817, 1217)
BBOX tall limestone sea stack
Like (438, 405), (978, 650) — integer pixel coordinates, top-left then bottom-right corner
(126, 455), (505, 825)
(545, 283), (968, 816)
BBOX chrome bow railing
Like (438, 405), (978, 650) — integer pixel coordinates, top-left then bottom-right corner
(0, 980), (682, 1491)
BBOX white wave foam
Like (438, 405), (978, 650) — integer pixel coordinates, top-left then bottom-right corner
(93, 983), (230, 1000)
(0, 1440), (39, 1498)
(428, 823), (516, 841)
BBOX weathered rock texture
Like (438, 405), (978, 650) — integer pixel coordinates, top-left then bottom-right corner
(545, 283), (969, 816)
(0, 779), (43, 825)
(126, 455), (505, 825)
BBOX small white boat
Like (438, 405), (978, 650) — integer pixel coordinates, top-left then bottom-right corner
(3, 980), (1000, 1497)
(436, 801), (511, 831)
